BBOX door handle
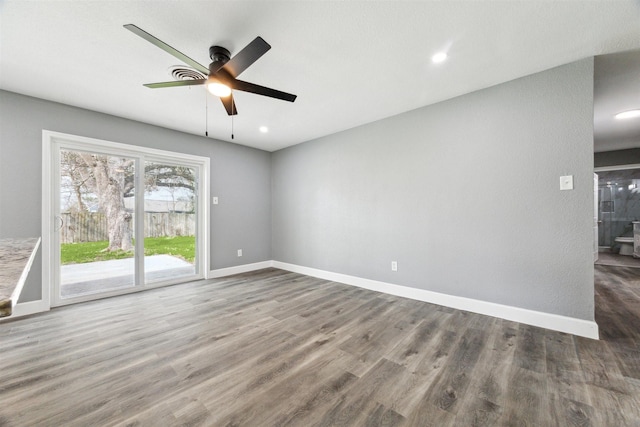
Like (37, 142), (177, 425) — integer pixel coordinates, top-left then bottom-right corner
(54, 215), (64, 232)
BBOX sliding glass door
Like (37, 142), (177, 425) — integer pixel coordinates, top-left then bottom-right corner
(58, 150), (138, 299)
(45, 132), (208, 307)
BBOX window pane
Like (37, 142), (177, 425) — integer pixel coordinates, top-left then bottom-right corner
(143, 161), (197, 283)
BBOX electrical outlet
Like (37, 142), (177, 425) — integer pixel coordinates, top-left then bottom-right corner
(237, 249), (243, 257)
(391, 261), (398, 271)
(212, 196), (219, 205)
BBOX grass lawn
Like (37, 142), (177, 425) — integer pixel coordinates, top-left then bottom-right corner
(61, 236), (195, 264)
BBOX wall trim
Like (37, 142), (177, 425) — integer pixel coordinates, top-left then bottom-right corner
(9, 238), (41, 314)
(0, 299), (50, 322)
(272, 261), (600, 339)
(4, 259), (600, 339)
(209, 261), (274, 278)
(4, 261), (274, 320)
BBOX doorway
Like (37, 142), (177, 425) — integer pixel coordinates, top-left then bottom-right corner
(594, 165), (640, 268)
(43, 131), (209, 307)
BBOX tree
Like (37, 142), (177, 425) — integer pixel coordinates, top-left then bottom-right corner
(60, 153), (196, 252)
(144, 163), (196, 213)
(60, 151), (134, 251)
(87, 154), (134, 251)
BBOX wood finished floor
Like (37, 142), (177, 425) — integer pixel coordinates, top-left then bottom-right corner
(1, 266), (639, 426)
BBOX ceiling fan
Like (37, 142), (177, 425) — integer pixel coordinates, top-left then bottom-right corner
(124, 24), (297, 116)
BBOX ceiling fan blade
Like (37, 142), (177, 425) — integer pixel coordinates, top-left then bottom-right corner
(229, 79), (297, 102)
(221, 37), (271, 78)
(144, 79), (205, 89)
(220, 93), (238, 116)
(124, 24), (209, 75)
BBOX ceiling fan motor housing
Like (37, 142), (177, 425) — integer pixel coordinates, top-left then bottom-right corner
(209, 46), (230, 73)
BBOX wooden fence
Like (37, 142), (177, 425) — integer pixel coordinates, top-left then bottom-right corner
(60, 212), (195, 243)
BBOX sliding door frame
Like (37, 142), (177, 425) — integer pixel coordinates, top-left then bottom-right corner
(42, 130), (210, 308)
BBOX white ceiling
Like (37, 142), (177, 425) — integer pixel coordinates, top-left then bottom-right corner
(2, 1), (640, 152)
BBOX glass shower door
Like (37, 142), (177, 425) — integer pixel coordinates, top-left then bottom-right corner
(598, 184), (614, 247)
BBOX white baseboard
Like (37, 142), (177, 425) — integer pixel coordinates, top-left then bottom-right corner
(272, 261), (599, 339)
(0, 299), (50, 321)
(209, 261), (274, 278)
(11, 238), (41, 313)
(3, 260), (600, 339)
(3, 261), (274, 320)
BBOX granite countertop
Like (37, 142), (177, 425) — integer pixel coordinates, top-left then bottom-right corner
(0, 237), (41, 317)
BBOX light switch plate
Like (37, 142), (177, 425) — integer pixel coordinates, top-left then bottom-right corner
(560, 175), (574, 191)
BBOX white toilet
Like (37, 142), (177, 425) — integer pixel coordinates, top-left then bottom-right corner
(615, 237), (634, 256)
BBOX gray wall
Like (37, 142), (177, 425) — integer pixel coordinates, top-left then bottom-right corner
(1, 58), (597, 321)
(272, 59), (595, 320)
(0, 90), (272, 302)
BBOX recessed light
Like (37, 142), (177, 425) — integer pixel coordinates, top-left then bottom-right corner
(431, 52), (447, 64)
(259, 126), (269, 133)
(615, 110), (640, 120)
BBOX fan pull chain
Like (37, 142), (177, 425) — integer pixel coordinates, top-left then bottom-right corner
(205, 91), (209, 137)
(231, 95), (235, 140)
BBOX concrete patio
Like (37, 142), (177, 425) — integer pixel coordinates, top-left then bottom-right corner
(60, 255), (195, 298)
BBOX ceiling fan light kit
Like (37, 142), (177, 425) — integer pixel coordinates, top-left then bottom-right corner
(123, 24), (297, 119)
(205, 45), (232, 97)
(206, 79), (231, 97)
